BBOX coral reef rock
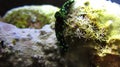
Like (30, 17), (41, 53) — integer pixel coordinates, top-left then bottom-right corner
(55, 0), (120, 67)
(0, 21), (62, 67)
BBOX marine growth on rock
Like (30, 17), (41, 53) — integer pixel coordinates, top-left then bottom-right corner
(3, 5), (59, 28)
(55, 0), (120, 67)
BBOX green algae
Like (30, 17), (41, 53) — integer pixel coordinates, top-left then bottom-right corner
(4, 5), (59, 28)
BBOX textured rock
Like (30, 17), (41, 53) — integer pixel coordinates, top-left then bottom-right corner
(0, 22), (62, 67)
(55, 0), (120, 67)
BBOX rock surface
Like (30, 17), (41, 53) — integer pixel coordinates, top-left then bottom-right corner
(0, 21), (62, 67)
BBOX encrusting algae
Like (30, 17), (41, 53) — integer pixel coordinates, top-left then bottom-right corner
(3, 5), (59, 28)
(55, 0), (120, 67)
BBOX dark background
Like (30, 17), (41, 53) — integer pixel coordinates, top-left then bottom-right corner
(0, 0), (119, 16)
(0, 0), (67, 16)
